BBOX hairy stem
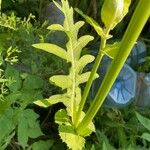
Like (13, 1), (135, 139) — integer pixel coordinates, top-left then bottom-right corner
(77, 0), (150, 134)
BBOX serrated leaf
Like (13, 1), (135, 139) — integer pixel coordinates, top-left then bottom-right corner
(24, 109), (43, 138)
(55, 109), (85, 150)
(47, 24), (65, 31)
(77, 72), (99, 85)
(75, 8), (105, 38)
(59, 125), (85, 150)
(136, 112), (150, 131)
(102, 42), (120, 59)
(32, 43), (70, 62)
(5, 65), (22, 92)
(141, 133), (150, 142)
(76, 55), (95, 73)
(18, 110), (43, 148)
(101, 0), (131, 30)
(50, 75), (72, 89)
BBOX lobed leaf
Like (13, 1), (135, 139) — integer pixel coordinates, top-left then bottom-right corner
(76, 54), (95, 73)
(50, 75), (72, 90)
(55, 109), (85, 150)
(75, 35), (94, 59)
(47, 24), (65, 31)
(32, 43), (70, 62)
(34, 94), (69, 108)
(77, 72), (99, 85)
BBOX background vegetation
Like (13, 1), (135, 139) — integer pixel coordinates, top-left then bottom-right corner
(0, 0), (150, 149)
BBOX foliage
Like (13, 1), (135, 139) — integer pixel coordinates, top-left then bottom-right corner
(0, 8), (61, 150)
(136, 112), (150, 142)
(0, 0), (150, 149)
(32, 0), (145, 149)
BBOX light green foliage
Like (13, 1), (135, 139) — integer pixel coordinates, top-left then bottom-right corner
(32, 43), (70, 62)
(102, 42), (120, 59)
(33, 0), (98, 149)
(55, 109), (85, 150)
(75, 8), (106, 39)
(101, 0), (131, 30)
(136, 112), (150, 142)
(75, 0), (130, 62)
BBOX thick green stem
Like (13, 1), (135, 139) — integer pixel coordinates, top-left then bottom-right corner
(74, 38), (106, 127)
(77, 0), (150, 134)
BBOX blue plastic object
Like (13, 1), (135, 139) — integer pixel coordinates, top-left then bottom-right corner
(105, 64), (137, 107)
(90, 58), (137, 107)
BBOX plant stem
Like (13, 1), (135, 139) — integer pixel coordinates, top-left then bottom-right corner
(77, 0), (150, 134)
(74, 38), (106, 127)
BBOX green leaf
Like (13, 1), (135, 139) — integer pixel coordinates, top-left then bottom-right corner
(53, 0), (63, 12)
(75, 35), (94, 59)
(76, 55), (95, 73)
(55, 109), (85, 150)
(136, 112), (150, 131)
(55, 109), (71, 125)
(24, 109), (43, 138)
(101, 0), (131, 30)
(102, 142), (108, 150)
(33, 0), (97, 149)
(75, 8), (105, 38)
(23, 75), (44, 90)
(123, 0), (131, 17)
(141, 133), (150, 142)
(5, 65), (22, 92)
(0, 109), (15, 144)
(50, 75), (72, 89)
(29, 140), (54, 150)
(18, 117), (28, 148)
(34, 94), (69, 108)
(32, 43), (70, 62)
(102, 42), (120, 59)
(18, 110), (43, 148)
(47, 24), (65, 31)
(77, 72), (99, 85)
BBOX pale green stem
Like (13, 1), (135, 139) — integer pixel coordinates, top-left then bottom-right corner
(74, 38), (106, 127)
(77, 0), (150, 134)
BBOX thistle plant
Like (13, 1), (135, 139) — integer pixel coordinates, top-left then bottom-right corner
(33, 0), (150, 149)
